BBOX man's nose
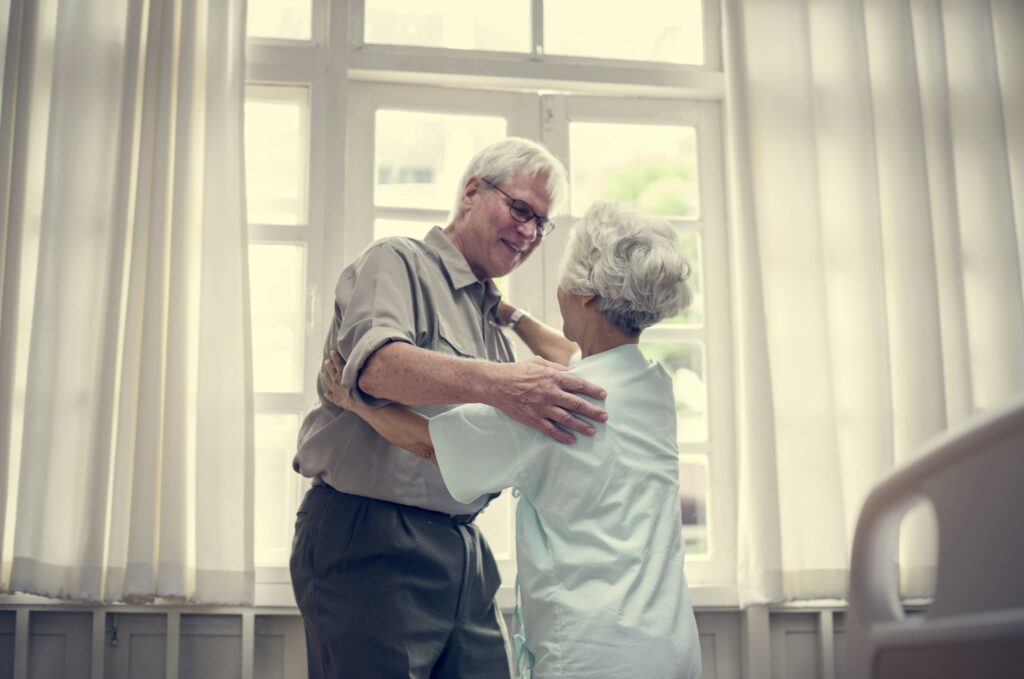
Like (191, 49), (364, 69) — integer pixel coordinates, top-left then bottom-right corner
(516, 219), (538, 242)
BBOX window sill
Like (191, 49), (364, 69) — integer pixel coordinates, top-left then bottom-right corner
(254, 567), (741, 611)
(6, 587), (934, 615)
(0, 571), (745, 612)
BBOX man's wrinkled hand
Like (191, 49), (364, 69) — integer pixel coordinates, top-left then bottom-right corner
(492, 356), (608, 444)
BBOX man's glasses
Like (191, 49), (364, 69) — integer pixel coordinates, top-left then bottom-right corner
(481, 178), (555, 237)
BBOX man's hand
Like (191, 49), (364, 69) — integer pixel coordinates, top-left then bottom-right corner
(490, 357), (607, 444)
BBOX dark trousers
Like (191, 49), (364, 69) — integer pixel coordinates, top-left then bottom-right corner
(290, 485), (511, 679)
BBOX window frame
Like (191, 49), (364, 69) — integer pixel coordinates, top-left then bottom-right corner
(247, 0), (737, 608)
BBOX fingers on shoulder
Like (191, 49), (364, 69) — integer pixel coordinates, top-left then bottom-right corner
(540, 420), (575, 444)
(562, 374), (606, 399)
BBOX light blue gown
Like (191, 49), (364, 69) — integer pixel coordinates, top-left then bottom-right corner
(430, 344), (701, 679)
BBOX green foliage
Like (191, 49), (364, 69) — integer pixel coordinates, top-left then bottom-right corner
(600, 157), (698, 218)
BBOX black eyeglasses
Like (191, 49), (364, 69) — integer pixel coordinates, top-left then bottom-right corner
(481, 178), (555, 237)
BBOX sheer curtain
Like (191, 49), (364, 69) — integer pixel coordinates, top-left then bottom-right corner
(724, 0), (1024, 605)
(0, 0), (253, 604)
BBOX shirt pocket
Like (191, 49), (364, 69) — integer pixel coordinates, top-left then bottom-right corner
(433, 318), (475, 359)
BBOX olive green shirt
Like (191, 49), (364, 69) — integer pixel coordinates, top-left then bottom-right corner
(293, 227), (516, 515)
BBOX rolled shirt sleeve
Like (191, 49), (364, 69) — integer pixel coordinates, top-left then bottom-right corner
(332, 242), (420, 408)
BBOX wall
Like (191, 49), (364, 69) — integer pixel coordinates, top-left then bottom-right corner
(0, 606), (860, 679)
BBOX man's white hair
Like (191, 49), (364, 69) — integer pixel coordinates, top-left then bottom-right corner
(559, 201), (693, 335)
(451, 137), (568, 220)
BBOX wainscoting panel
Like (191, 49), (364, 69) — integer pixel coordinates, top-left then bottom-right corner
(29, 613), (91, 679)
(103, 614), (166, 679)
(1, 612), (14, 679)
(695, 611), (742, 679)
(180, 615), (242, 679)
(769, 613), (819, 679)
(833, 611), (847, 679)
(254, 616), (306, 679)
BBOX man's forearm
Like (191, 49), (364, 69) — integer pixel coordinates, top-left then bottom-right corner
(358, 342), (496, 406)
(354, 334), (608, 445)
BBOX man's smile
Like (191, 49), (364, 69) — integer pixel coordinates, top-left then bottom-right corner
(501, 239), (526, 255)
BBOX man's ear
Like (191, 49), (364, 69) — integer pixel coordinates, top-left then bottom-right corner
(581, 294), (598, 308)
(460, 175), (482, 210)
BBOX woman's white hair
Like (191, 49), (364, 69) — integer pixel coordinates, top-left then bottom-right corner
(559, 201), (693, 335)
(452, 137), (568, 220)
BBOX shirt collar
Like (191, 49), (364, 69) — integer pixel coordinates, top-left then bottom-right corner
(573, 343), (644, 368)
(425, 226), (481, 291)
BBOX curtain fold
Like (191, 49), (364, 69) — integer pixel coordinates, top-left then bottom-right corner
(0, 0), (253, 604)
(725, 0), (1024, 605)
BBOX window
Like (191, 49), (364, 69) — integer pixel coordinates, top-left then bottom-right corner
(247, 0), (313, 41)
(568, 115), (712, 555)
(246, 0), (731, 603)
(362, 0), (707, 65)
(243, 82), (320, 571)
(544, 0), (705, 64)
(364, 0), (531, 53)
(541, 95), (734, 585)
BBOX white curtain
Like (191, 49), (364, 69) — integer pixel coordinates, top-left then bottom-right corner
(0, 0), (253, 604)
(724, 0), (1024, 605)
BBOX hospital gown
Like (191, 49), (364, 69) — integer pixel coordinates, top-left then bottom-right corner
(430, 344), (701, 679)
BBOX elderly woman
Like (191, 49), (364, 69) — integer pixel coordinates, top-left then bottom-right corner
(322, 201), (701, 679)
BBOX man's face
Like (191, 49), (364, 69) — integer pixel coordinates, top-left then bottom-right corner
(456, 172), (551, 281)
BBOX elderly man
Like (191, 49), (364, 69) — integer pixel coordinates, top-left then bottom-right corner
(290, 137), (608, 679)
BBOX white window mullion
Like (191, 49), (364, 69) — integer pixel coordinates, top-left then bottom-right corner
(304, 66), (330, 384)
(341, 84), (376, 265)
(504, 93), (547, 322)
(537, 94), (570, 325)
(346, 0), (365, 48)
(531, 0), (544, 57)
(695, 98), (736, 585)
(701, 0), (724, 70)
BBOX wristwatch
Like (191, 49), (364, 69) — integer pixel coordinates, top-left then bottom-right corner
(507, 308), (526, 329)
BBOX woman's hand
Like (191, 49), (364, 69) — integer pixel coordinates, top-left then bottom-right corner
(321, 351), (354, 410)
(320, 350), (438, 464)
